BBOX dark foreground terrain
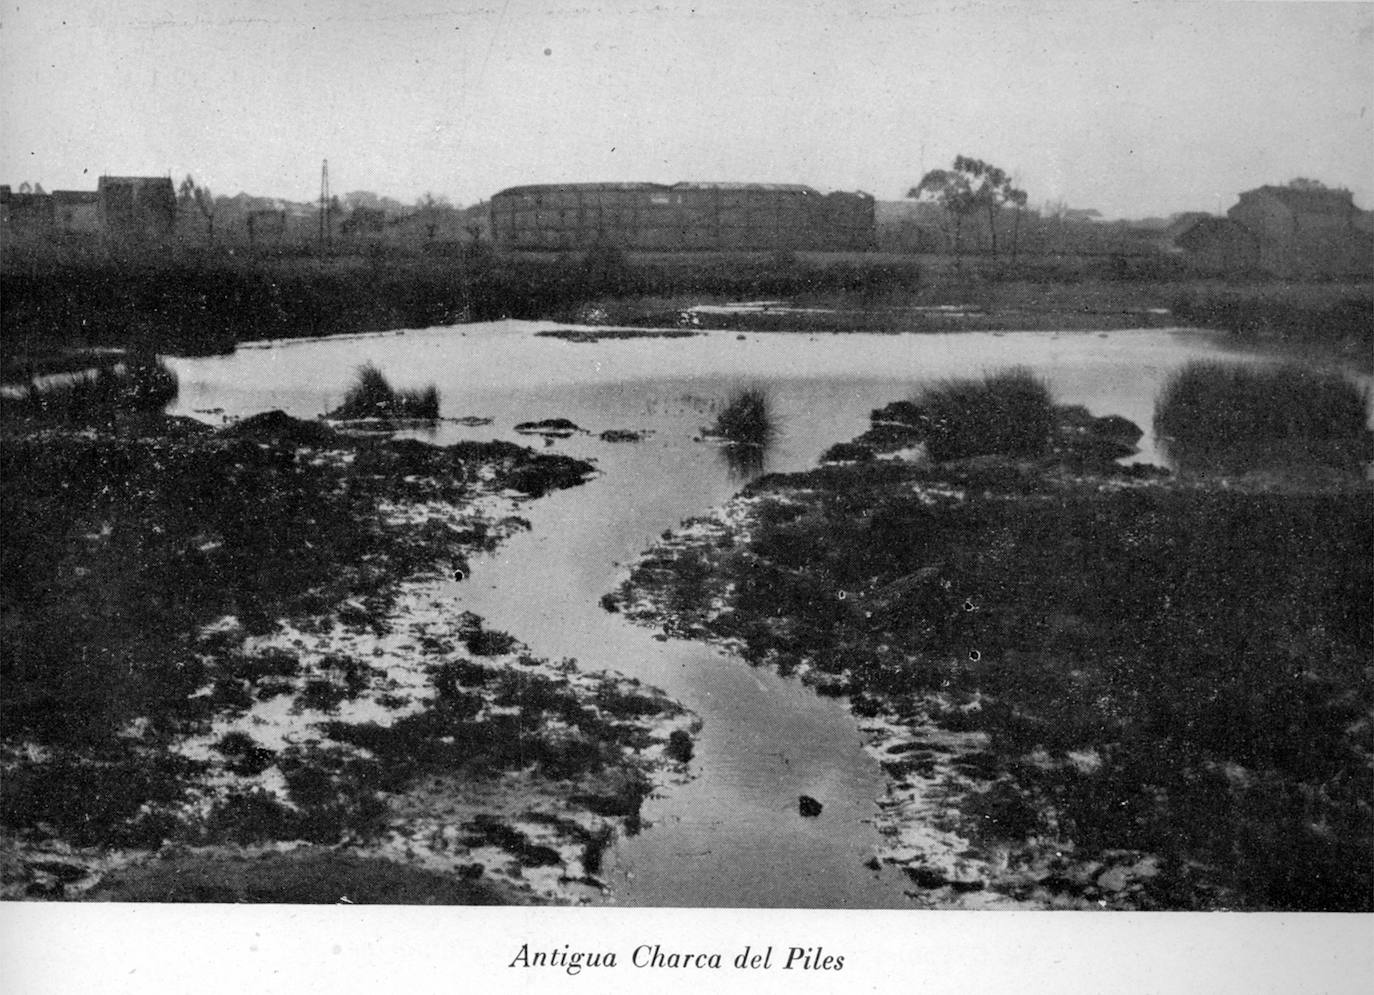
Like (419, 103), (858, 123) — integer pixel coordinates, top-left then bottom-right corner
(609, 380), (1373, 910)
(0, 407), (695, 903)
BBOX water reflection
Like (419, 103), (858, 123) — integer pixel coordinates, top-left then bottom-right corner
(719, 440), (771, 480)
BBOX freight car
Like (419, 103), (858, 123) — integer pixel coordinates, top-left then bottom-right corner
(489, 181), (874, 252)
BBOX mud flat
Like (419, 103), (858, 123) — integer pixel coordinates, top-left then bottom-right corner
(1, 411), (695, 904)
(608, 400), (1373, 911)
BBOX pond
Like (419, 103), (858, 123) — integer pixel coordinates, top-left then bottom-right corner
(167, 320), (1369, 908)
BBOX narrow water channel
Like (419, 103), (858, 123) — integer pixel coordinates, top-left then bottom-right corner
(168, 320), (1365, 907)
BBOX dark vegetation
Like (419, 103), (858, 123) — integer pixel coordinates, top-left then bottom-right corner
(711, 386), (777, 447)
(1, 354), (178, 422)
(1172, 288), (1374, 354)
(911, 366), (1054, 461)
(3, 251), (1367, 383)
(0, 411), (594, 856)
(320, 666), (671, 789)
(0, 253), (921, 368)
(1154, 360), (1371, 472)
(327, 363), (440, 421)
(87, 848), (509, 904)
(624, 373), (1372, 910)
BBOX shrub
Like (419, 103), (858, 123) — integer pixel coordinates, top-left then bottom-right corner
(915, 367), (1055, 462)
(712, 386), (777, 447)
(329, 363), (439, 420)
(1154, 361), (1370, 471)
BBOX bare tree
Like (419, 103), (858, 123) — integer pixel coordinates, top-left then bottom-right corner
(179, 174), (218, 244)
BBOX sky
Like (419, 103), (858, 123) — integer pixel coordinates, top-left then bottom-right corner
(1, 0), (1371, 219)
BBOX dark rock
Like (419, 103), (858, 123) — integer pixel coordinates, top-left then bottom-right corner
(799, 795), (823, 817)
(902, 865), (948, 889)
(1091, 413), (1144, 444)
(664, 730), (694, 763)
(600, 429), (646, 442)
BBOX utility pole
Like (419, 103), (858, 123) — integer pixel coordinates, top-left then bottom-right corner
(318, 158), (332, 252)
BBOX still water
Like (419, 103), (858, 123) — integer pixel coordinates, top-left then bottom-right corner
(167, 321), (1363, 907)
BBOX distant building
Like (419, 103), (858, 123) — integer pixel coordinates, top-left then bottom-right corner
(0, 185), (55, 245)
(1171, 216), (1261, 274)
(490, 181), (875, 252)
(98, 175), (177, 244)
(1225, 185), (1372, 277)
(52, 190), (100, 234)
(1168, 185), (1373, 277)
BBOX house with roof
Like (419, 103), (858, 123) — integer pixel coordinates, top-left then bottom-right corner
(1169, 215), (1261, 274)
(1225, 184), (1372, 277)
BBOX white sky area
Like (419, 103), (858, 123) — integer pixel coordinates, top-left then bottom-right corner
(1, 0), (1370, 219)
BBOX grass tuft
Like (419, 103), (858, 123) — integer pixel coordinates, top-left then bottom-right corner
(1154, 361), (1370, 471)
(330, 363), (439, 420)
(712, 386), (777, 447)
(915, 366), (1055, 461)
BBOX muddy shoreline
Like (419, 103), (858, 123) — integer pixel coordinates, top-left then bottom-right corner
(606, 401), (1373, 910)
(1, 411), (696, 904)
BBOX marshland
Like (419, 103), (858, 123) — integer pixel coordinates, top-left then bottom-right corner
(1, 252), (1370, 909)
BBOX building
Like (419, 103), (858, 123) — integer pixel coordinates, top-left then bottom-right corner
(52, 190), (100, 234)
(0, 185), (55, 245)
(1225, 184), (1372, 277)
(1170, 216), (1261, 274)
(490, 181), (875, 252)
(97, 175), (177, 244)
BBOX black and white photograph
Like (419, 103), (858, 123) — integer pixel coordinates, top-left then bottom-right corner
(1, 1), (1371, 991)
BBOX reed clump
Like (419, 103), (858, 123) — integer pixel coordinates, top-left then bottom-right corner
(1154, 361), (1370, 470)
(712, 386), (777, 447)
(916, 366), (1055, 461)
(329, 363), (439, 420)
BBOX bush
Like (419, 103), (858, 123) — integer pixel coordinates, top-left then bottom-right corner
(712, 386), (777, 447)
(329, 363), (439, 420)
(915, 367), (1055, 461)
(1154, 361), (1370, 471)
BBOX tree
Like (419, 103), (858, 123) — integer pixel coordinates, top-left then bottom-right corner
(179, 174), (218, 244)
(415, 192), (458, 241)
(909, 167), (977, 262)
(909, 155), (1026, 261)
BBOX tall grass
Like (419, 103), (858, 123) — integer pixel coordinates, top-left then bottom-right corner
(712, 386), (777, 447)
(329, 363), (439, 420)
(2, 353), (178, 423)
(916, 366), (1055, 461)
(1154, 361), (1370, 470)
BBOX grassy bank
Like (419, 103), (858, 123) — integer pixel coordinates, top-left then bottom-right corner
(610, 376), (1372, 910)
